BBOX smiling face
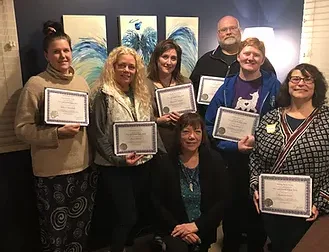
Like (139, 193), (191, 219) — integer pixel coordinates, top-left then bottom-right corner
(157, 48), (178, 76)
(237, 45), (265, 73)
(114, 54), (136, 90)
(180, 125), (202, 153)
(288, 69), (315, 103)
(44, 39), (72, 74)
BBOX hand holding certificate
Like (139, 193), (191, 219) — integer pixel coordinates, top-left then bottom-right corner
(155, 84), (197, 117)
(113, 121), (157, 156)
(259, 174), (312, 218)
(44, 88), (89, 126)
(197, 76), (225, 105)
(212, 107), (259, 142)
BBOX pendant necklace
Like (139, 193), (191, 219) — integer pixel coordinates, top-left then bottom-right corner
(180, 160), (199, 192)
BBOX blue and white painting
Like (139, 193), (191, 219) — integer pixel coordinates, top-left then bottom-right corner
(63, 15), (107, 88)
(119, 15), (157, 65)
(166, 17), (199, 77)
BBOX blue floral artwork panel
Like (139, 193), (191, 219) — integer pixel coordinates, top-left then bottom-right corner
(63, 15), (107, 88)
(119, 15), (157, 65)
(166, 17), (199, 78)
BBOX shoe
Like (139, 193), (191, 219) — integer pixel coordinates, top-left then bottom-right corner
(151, 236), (166, 251)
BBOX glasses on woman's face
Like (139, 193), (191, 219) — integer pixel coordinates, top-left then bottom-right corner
(289, 76), (314, 84)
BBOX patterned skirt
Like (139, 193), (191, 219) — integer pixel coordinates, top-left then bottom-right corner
(34, 166), (98, 252)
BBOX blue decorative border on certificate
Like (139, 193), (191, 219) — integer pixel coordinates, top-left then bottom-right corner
(114, 122), (157, 155)
(156, 84), (196, 116)
(213, 107), (259, 142)
(197, 76), (224, 105)
(46, 88), (88, 125)
(260, 175), (312, 216)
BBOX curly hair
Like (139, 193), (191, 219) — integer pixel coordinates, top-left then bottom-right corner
(147, 39), (185, 83)
(95, 46), (151, 113)
(277, 63), (328, 108)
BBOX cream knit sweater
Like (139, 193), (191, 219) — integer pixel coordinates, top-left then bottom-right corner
(15, 65), (90, 177)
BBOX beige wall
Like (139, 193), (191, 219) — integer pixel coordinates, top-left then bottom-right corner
(0, 0), (28, 153)
(300, 0), (329, 98)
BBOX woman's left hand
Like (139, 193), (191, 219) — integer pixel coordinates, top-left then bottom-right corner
(171, 222), (198, 237)
(306, 205), (319, 221)
(169, 112), (181, 123)
(182, 233), (201, 244)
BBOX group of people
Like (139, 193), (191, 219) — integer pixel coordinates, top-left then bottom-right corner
(14, 15), (329, 252)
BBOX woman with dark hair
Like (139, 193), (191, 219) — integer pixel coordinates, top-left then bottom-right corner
(147, 39), (191, 151)
(250, 63), (329, 252)
(15, 21), (97, 252)
(151, 113), (229, 252)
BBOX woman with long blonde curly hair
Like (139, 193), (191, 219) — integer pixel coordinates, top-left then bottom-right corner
(89, 46), (155, 252)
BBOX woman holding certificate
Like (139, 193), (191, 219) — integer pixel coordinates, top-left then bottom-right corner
(15, 21), (96, 252)
(205, 38), (281, 252)
(89, 46), (155, 252)
(250, 63), (329, 252)
(151, 112), (229, 252)
(147, 39), (191, 151)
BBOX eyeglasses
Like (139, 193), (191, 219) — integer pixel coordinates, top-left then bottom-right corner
(289, 76), (314, 84)
(218, 26), (239, 34)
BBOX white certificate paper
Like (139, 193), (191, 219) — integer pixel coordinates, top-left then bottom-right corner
(44, 88), (89, 126)
(259, 174), (312, 218)
(113, 121), (157, 156)
(212, 107), (259, 142)
(155, 83), (197, 117)
(197, 76), (225, 105)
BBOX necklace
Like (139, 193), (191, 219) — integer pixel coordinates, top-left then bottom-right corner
(179, 160), (199, 192)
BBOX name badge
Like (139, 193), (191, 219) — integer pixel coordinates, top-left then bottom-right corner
(266, 123), (276, 133)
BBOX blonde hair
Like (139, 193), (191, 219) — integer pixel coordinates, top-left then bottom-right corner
(93, 46), (151, 113)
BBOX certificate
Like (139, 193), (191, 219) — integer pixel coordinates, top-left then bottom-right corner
(197, 76), (225, 105)
(212, 107), (259, 142)
(113, 121), (157, 156)
(155, 83), (197, 117)
(259, 174), (312, 218)
(44, 88), (89, 126)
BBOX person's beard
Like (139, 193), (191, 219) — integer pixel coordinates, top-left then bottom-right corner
(219, 36), (240, 50)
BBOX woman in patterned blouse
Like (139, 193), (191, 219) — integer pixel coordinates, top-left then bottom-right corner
(250, 63), (329, 252)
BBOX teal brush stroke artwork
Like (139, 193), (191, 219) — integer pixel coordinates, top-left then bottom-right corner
(72, 37), (107, 88)
(167, 26), (198, 77)
(63, 15), (108, 88)
(120, 16), (158, 65)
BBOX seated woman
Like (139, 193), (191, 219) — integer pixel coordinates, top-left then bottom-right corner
(250, 63), (329, 252)
(147, 39), (190, 151)
(205, 37), (281, 252)
(89, 46), (155, 252)
(151, 113), (229, 252)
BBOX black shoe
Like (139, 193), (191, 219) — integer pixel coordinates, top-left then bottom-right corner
(151, 236), (166, 251)
(191, 244), (201, 252)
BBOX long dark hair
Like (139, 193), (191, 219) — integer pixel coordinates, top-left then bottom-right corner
(172, 113), (209, 155)
(42, 20), (72, 52)
(277, 63), (327, 108)
(147, 39), (185, 83)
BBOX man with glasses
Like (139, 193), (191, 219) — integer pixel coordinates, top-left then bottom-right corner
(190, 15), (275, 118)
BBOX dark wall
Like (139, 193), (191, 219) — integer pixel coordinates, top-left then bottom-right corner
(1, 0), (303, 251)
(13, 0), (304, 82)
